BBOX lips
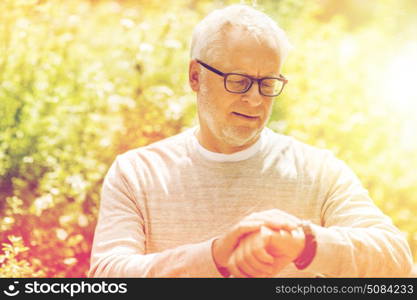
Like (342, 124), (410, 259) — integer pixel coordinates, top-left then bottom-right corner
(232, 112), (260, 119)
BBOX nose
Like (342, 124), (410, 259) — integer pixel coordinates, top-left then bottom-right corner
(242, 82), (263, 107)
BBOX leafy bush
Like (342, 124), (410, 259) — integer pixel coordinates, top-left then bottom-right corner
(0, 0), (195, 277)
(0, 236), (44, 277)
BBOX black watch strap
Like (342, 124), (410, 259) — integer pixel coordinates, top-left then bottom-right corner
(293, 221), (317, 270)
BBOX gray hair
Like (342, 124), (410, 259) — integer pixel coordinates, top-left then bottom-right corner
(190, 4), (292, 63)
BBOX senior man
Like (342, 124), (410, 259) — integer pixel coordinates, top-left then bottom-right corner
(89, 4), (412, 277)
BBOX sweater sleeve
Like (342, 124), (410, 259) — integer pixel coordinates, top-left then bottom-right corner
(304, 153), (413, 277)
(88, 156), (222, 278)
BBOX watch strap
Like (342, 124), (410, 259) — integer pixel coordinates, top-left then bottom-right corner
(293, 221), (317, 270)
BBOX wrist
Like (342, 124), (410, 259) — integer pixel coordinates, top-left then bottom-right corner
(211, 238), (230, 277)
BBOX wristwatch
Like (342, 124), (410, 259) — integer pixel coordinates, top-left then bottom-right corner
(293, 220), (317, 270)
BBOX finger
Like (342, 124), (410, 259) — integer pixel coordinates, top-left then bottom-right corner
(253, 245), (275, 265)
(227, 250), (250, 278)
(279, 229), (292, 239)
(242, 236), (274, 276)
(278, 230), (296, 248)
(288, 227), (306, 260)
(268, 229), (304, 260)
(262, 219), (298, 231)
(225, 220), (264, 252)
(228, 234), (271, 278)
(236, 242), (263, 277)
(266, 229), (290, 256)
(253, 227), (275, 264)
(291, 227), (304, 240)
(269, 228), (291, 245)
(243, 234), (272, 275)
(231, 220), (264, 241)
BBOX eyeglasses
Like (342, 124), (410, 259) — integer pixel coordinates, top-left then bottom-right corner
(196, 59), (288, 97)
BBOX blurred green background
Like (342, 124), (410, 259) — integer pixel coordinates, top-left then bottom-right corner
(1, 0), (416, 277)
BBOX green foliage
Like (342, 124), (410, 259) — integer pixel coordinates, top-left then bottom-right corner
(0, 0), (196, 277)
(1, 0), (416, 277)
(0, 236), (44, 277)
(272, 0), (417, 258)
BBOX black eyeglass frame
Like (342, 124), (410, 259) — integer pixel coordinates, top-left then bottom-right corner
(196, 59), (288, 97)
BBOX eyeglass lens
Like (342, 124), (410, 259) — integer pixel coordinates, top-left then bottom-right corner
(225, 74), (283, 96)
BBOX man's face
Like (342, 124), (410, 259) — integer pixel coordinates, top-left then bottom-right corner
(194, 27), (282, 153)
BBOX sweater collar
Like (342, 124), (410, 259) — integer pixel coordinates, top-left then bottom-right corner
(191, 127), (267, 162)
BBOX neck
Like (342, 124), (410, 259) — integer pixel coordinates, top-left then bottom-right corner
(196, 126), (261, 154)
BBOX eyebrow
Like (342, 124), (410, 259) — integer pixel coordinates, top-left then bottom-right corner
(197, 60), (280, 79)
(231, 70), (280, 78)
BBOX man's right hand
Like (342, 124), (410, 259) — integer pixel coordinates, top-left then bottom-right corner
(211, 209), (300, 276)
(226, 226), (305, 277)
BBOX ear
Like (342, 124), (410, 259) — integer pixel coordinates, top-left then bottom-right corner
(189, 59), (200, 92)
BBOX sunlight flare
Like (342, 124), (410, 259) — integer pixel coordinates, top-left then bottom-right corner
(382, 43), (417, 111)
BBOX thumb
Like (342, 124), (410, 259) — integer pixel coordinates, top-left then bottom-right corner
(260, 225), (274, 246)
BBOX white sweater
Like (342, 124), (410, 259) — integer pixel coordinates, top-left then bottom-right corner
(89, 127), (412, 277)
